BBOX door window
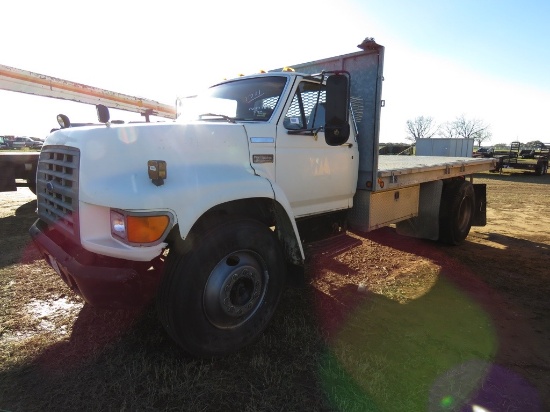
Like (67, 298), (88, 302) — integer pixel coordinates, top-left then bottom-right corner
(283, 82), (326, 130)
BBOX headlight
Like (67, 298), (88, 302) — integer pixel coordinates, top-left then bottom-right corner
(110, 210), (173, 245)
(110, 210), (127, 239)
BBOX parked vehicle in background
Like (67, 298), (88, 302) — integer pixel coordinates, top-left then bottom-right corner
(30, 136), (45, 144)
(11, 136), (43, 149)
(494, 141), (549, 175)
(473, 147), (494, 158)
(0, 136), (9, 149)
(1, 59), (173, 194)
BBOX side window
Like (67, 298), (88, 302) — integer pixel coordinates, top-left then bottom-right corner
(283, 81), (326, 130)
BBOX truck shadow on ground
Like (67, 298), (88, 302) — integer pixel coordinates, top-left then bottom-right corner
(0, 199), (40, 269)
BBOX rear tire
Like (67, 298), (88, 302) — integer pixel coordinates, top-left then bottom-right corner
(157, 218), (286, 357)
(438, 180), (475, 245)
(535, 163), (547, 176)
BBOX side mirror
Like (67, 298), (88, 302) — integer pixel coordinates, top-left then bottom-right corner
(324, 72), (351, 146)
(96, 104), (111, 124)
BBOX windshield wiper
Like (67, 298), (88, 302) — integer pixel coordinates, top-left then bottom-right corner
(287, 126), (324, 135)
(198, 113), (236, 123)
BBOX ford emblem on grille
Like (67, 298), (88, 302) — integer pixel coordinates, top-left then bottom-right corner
(46, 181), (54, 192)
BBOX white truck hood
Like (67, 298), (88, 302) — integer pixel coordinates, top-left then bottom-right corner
(44, 121), (254, 208)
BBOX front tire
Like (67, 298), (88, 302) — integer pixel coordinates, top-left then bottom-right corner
(157, 218), (286, 357)
(438, 180), (475, 245)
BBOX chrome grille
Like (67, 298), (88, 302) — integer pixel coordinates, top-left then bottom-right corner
(36, 146), (80, 243)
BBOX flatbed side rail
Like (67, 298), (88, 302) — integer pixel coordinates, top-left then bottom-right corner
(375, 156), (496, 191)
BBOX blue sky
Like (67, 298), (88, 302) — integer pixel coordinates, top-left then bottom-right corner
(1, 0), (549, 144)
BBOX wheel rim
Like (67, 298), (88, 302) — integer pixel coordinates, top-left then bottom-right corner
(203, 250), (268, 329)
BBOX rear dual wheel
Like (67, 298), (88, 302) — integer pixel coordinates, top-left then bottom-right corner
(439, 180), (475, 245)
(157, 218), (286, 357)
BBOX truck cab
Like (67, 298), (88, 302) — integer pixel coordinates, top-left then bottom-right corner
(184, 71), (358, 218)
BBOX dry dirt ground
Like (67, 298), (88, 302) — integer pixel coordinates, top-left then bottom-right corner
(309, 171), (550, 410)
(1, 171), (549, 411)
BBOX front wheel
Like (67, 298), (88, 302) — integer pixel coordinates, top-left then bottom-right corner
(157, 218), (286, 357)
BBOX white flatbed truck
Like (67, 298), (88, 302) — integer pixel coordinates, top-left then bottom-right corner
(25, 38), (495, 356)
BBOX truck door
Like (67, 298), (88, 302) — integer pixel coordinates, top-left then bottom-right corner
(275, 80), (358, 217)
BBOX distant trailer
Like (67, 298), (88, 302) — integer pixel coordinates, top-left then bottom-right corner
(0, 63), (178, 193)
(494, 142), (549, 175)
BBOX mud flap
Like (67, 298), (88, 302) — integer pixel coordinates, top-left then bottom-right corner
(395, 180), (442, 241)
(472, 184), (487, 226)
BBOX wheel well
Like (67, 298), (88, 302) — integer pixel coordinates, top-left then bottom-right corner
(165, 198), (303, 265)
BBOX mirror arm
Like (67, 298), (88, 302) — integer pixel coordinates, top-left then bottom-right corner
(287, 127), (323, 136)
(309, 71), (325, 130)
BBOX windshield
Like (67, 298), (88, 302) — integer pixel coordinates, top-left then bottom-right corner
(178, 76), (287, 122)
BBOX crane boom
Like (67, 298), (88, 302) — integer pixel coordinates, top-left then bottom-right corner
(0, 63), (177, 120)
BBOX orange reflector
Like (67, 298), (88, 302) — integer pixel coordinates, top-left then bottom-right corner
(127, 215), (170, 243)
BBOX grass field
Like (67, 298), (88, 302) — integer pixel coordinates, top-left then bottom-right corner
(1, 172), (549, 411)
